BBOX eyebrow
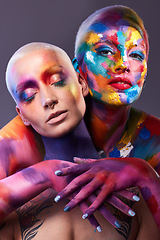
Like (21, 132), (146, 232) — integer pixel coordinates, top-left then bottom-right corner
(94, 39), (115, 47)
(41, 65), (64, 83)
(94, 39), (146, 51)
(16, 80), (38, 93)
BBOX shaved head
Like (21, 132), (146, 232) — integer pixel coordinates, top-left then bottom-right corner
(6, 42), (72, 102)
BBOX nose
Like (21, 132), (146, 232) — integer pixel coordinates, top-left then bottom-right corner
(115, 63), (130, 74)
(41, 85), (58, 109)
(114, 54), (130, 73)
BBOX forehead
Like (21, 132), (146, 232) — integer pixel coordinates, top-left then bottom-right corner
(12, 49), (65, 76)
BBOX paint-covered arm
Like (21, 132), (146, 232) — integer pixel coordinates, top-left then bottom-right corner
(0, 159), (116, 231)
(0, 116), (45, 179)
(54, 157), (160, 230)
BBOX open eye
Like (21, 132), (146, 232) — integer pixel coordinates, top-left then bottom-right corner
(95, 46), (114, 57)
(129, 51), (145, 62)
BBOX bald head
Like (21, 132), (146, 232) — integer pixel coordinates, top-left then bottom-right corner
(6, 42), (72, 102)
(75, 5), (149, 62)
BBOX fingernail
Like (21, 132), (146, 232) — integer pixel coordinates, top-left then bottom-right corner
(64, 206), (70, 212)
(128, 210), (135, 216)
(54, 195), (60, 202)
(114, 221), (121, 228)
(82, 213), (88, 219)
(133, 195), (140, 201)
(97, 226), (102, 232)
(55, 170), (62, 176)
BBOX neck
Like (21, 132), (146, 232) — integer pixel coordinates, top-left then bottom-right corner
(85, 96), (131, 154)
(42, 119), (99, 162)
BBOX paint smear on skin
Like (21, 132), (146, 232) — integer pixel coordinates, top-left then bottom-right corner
(120, 142), (134, 157)
(117, 112), (146, 147)
(89, 22), (109, 33)
(148, 153), (160, 169)
(21, 167), (49, 185)
(101, 61), (115, 73)
(86, 32), (101, 45)
(106, 91), (122, 104)
(123, 85), (141, 104)
(124, 29), (143, 50)
(85, 52), (110, 77)
(141, 186), (158, 214)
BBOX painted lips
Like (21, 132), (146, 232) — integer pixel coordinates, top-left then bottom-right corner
(46, 110), (68, 125)
(109, 78), (132, 90)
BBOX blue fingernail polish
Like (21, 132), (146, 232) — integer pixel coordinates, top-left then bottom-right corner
(115, 221), (121, 228)
(54, 195), (60, 202)
(55, 170), (62, 176)
(64, 206), (70, 212)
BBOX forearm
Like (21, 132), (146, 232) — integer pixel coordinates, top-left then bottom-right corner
(0, 159), (72, 221)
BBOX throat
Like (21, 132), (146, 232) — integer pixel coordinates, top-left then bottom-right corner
(42, 120), (99, 162)
(85, 99), (130, 155)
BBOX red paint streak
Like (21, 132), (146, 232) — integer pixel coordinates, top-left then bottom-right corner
(147, 195), (158, 214)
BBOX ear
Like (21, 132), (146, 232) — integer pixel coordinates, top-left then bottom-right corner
(77, 72), (89, 97)
(16, 106), (30, 126)
(72, 58), (80, 73)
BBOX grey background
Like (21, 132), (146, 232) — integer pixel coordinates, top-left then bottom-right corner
(0, 0), (159, 128)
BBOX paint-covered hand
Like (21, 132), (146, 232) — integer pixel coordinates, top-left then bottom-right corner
(54, 157), (160, 230)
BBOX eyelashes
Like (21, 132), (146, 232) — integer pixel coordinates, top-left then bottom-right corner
(19, 90), (37, 103)
(129, 51), (145, 62)
(18, 79), (67, 103)
(95, 46), (114, 57)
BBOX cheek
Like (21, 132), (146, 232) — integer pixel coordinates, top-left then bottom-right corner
(131, 61), (147, 82)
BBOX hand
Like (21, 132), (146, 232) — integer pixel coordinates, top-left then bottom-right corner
(54, 157), (152, 225)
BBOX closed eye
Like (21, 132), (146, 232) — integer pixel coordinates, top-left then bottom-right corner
(19, 89), (37, 103)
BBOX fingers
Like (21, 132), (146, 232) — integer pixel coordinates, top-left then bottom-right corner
(62, 178), (103, 211)
(79, 201), (102, 232)
(115, 189), (140, 202)
(54, 172), (93, 202)
(80, 179), (115, 218)
(55, 163), (90, 176)
(107, 195), (136, 217)
(85, 195), (121, 229)
(74, 157), (98, 164)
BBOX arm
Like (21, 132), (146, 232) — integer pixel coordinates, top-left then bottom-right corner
(0, 159), (109, 231)
(0, 115), (45, 179)
(54, 157), (160, 230)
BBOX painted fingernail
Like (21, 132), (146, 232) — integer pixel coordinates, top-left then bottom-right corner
(133, 195), (140, 201)
(114, 221), (121, 228)
(82, 213), (88, 219)
(54, 195), (61, 202)
(64, 206), (70, 212)
(55, 170), (62, 176)
(128, 210), (135, 216)
(97, 226), (102, 232)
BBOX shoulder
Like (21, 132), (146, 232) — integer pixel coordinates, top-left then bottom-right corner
(129, 107), (160, 134)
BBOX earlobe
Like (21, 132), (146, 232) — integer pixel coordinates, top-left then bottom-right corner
(16, 106), (30, 126)
(77, 73), (89, 97)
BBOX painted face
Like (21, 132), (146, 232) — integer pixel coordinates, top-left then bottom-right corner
(77, 23), (147, 106)
(10, 49), (87, 138)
